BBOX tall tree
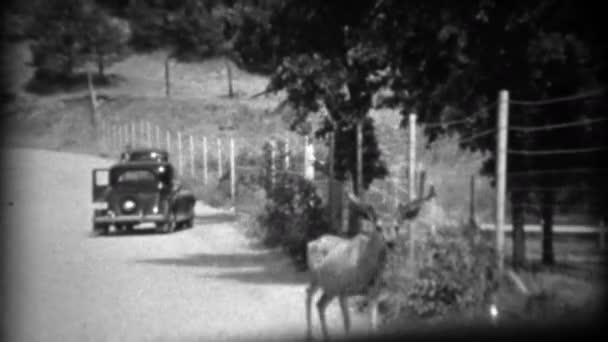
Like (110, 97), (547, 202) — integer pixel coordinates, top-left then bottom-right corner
(28, 0), (91, 79)
(262, 1), (393, 236)
(28, 0), (130, 80)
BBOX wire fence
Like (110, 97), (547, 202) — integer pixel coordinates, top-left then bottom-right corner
(92, 84), (607, 264)
(97, 117), (328, 214)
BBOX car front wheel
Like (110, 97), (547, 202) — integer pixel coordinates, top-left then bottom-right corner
(94, 224), (109, 236)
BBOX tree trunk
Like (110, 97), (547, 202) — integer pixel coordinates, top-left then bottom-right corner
(97, 53), (105, 78)
(510, 191), (527, 269)
(225, 57), (234, 98)
(346, 171), (361, 238)
(541, 190), (556, 265)
(327, 132), (343, 235)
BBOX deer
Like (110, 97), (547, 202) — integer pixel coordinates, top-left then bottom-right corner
(305, 186), (437, 341)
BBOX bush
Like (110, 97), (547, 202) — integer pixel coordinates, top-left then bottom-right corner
(381, 223), (498, 324)
(256, 172), (330, 270)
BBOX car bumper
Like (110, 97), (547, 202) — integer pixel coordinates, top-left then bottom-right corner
(93, 212), (168, 224)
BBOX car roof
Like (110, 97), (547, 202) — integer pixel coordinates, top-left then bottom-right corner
(110, 160), (173, 171)
(125, 148), (169, 155)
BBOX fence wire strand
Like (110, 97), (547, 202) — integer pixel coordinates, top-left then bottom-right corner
(509, 117), (608, 132)
(422, 101), (498, 129)
(508, 167), (608, 177)
(508, 146), (608, 156)
(509, 88), (605, 106)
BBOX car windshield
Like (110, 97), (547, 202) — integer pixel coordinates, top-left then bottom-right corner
(112, 169), (159, 186)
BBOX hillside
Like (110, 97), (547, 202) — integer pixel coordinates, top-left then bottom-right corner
(3, 41), (503, 225)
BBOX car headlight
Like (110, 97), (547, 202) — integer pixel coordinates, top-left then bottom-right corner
(152, 205), (159, 214)
(122, 199), (136, 211)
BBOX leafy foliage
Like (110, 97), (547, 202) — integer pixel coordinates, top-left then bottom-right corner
(256, 172), (329, 269)
(169, 1), (223, 60)
(382, 224), (498, 323)
(126, 0), (182, 52)
(27, 0), (129, 81)
(266, 10), (392, 190)
(255, 138), (329, 269)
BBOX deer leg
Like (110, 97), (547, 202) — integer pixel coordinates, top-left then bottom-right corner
(338, 295), (351, 334)
(306, 283), (319, 341)
(317, 292), (335, 341)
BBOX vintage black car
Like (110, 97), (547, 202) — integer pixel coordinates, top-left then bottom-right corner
(92, 161), (195, 235)
(120, 148), (169, 163)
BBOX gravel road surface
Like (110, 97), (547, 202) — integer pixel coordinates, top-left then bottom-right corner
(1, 148), (370, 341)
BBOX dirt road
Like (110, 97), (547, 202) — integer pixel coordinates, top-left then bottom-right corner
(1, 148), (369, 341)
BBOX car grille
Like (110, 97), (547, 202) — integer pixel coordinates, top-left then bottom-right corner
(109, 192), (162, 216)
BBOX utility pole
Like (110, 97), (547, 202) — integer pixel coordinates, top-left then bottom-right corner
(496, 90), (509, 274)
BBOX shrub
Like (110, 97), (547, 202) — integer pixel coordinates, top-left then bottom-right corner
(381, 223), (498, 324)
(256, 172), (329, 270)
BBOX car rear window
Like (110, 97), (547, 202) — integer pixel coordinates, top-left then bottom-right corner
(129, 152), (168, 162)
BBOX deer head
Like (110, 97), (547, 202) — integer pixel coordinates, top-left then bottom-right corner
(346, 191), (399, 249)
(397, 185), (438, 223)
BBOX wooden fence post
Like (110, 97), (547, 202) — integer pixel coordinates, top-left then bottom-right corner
(189, 135), (195, 177)
(230, 138), (235, 204)
(140, 120), (145, 147)
(470, 175), (477, 225)
(155, 125), (160, 149)
(496, 90), (509, 274)
(356, 121), (363, 197)
(165, 57), (171, 98)
(284, 137), (290, 170)
(112, 124), (117, 152)
(131, 122), (136, 147)
(408, 113), (417, 267)
(177, 131), (183, 176)
(166, 130), (172, 158)
(118, 125), (123, 149)
(270, 139), (277, 188)
(304, 136), (315, 180)
(146, 121), (152, 147)
(115, 124), (119, 152)
(327, 133), (333, 218)
(217, 138), (223, 178)
(202, 136), (208, 185)
(100, 119), (105, 150)
(124, 124), (128, 148)
(86, 69), (98, 127)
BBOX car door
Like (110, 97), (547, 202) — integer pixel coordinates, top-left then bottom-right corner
(171, 181), (195, 220)
(92, 168), (110, 202)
